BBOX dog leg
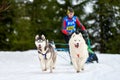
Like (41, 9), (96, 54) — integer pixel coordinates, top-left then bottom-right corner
(41, 63), (45, 71)
(38, 55), (46, 71)
(80, 61), (85, 71)
(79, 58), (87, 72)
(52, 59), (55, 69)
(76, 58), (82, 73)
(50, 60), (54, 73)
(52, 53), (57, 69)
(41, 60), (47, 71)
(72, 58), (79, 72)
(50, 66), (53, 73)
(79, 64), (84, 72)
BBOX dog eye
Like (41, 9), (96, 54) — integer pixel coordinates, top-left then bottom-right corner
(40, 40), (43, 42)
(38, 40), (43, 42)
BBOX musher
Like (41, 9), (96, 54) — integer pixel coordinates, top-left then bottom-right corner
(61, 7), (98, 63)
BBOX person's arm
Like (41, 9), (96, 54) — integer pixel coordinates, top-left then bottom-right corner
(76, 17), (86, 31)
(61, 20), (68, 35)
(76, 17), (88, 38)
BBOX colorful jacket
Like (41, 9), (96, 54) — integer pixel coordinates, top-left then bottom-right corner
(62, 16), (86, 35)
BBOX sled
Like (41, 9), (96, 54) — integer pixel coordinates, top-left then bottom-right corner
(55, 42), (99, 63)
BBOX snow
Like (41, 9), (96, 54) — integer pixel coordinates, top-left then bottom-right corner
(0, 50), (120, 80)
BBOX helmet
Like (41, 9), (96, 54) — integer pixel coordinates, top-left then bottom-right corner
(67, 7), (74, 14)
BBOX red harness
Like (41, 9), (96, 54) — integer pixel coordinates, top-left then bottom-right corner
(77, 54), (80, 58)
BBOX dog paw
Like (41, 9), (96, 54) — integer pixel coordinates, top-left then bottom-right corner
(52, 67), (55, 69)
(42, 69), (47, 71)
(81, 68), (84, 71)
(50, 71), (53, 73)
(76, 70), (80, 73)
(76, 69), (83, 73)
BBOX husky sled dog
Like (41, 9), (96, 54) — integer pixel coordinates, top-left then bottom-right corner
(69, 32), (89, 73)
(35, 34), (57, 73)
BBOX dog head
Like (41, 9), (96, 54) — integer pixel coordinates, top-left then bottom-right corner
(35, 34), (45, 41)
(35, 34), (49, 50)
(69, 32), (85, 48)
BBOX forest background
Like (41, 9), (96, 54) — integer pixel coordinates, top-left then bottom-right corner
(0, 0), (120, 54)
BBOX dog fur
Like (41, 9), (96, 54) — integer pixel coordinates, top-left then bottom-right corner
(35, 34), (57, 73)
(69, 32), (89, 73)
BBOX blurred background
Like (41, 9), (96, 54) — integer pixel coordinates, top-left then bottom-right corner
(0, 0), (120, 54)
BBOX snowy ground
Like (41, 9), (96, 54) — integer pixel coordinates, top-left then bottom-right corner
(0, 50), (120, 80)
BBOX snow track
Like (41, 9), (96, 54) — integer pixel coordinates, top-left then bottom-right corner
(0, 50), (120, 80)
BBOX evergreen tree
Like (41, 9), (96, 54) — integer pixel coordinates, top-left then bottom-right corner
(0, 0), (14, 50)
(11, 1), (34, 50)
(84, 0), (120, 53)
(31, 0), (64, 43)
(0, 0), (119, 53)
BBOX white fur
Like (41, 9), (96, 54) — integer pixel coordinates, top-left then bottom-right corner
(69, 33), (88, 73)
(35, 35), (57, 73)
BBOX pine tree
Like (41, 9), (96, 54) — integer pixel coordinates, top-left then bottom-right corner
(84, 0), (120, 53)
(11, 1), (34, 50)
(0, 0), (14, 50)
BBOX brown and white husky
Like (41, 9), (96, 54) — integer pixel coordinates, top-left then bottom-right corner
(35, 34), (57, 73)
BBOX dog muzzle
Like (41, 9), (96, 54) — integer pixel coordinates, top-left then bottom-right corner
(74, 43), (79, 48)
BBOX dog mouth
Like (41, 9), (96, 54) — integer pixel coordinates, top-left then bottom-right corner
(39, 44), (41, 48)
(74, 43), (79, 48)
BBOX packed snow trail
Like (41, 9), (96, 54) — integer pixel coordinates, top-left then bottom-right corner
(0, 50), (120, 80)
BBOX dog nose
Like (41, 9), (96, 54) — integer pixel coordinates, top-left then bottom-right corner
(77, 43), (79, 46)
(75, 43), (79, 48)
(39, 44), (41, 48)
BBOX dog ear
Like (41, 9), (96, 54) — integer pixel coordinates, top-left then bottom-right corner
(46, 39), (49, 47)
(41, 34), (46, 40)
(35, 35), (39, 41)
(71, 32), (76, 38)
(47, 39), (49, 43)
(79, 33), (82, 37)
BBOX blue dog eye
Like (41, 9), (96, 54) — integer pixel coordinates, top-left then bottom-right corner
(38, 40), (42, 42)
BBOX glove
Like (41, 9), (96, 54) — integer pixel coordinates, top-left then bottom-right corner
(62, 30), (73, 36)
(82, 30), (89, 44)
(83, 30), (88, 38)
(62, 30), (68, 35)
(67, 31), (73, 36)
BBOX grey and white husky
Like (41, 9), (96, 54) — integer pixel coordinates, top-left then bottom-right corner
(35, 34), (57, 73)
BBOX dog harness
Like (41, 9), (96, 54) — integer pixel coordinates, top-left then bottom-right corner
(38, 49), (49, 60)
